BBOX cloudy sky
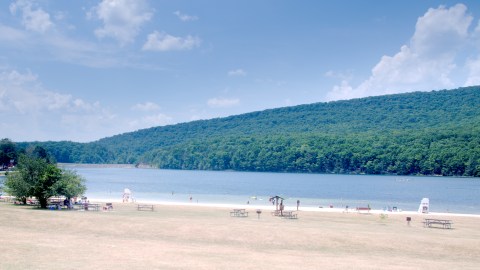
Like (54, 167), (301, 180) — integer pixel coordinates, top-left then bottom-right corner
(1, 0), (480, 142)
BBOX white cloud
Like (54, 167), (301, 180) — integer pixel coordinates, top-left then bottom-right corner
(465, 57), (480, 86)
(0, 69), (118, 142)
(411, 4), (471, 57)
(207, 97), (240, 108)
(0, 24), (27, 41)
(173, 11), (198, 22)
(90, 0), (153, 44)
(9, 0), (54, 33)
(326, 4), (473, 101)
(465, 21), (480, 86)
(324, 70), (352, 81)
(0, 70), (40, 113)
(131, 102), (160, 112)
(44, 34), (111, 67)
(0, 69), (102, 113)
(2, 1), (122, 68)
(142, 31), (201, 51)
(228, 69), (246, 76)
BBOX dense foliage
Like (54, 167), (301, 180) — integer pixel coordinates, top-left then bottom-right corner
(143, 127), (480, 176)
(4, 147), (86, 208)
(0, 138), (18, 169)
(14, 86), (480, 176)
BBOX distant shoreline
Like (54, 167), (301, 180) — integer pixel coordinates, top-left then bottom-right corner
(58, 163), (154, 169)
(57, 163), (476, 178)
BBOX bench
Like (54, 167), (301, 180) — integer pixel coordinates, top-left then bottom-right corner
(281, 211), (298, 219)
(73, 204), (85, 211)
(0, 196), (15, 203)
(85, 203), (100, 211)
(230, 209), (248, 217)
(73, 203), (100, 211)
(423, 218), (453, 229)
(356, 207), (371, 213)
(27, 199), (39, 205)
(137, 204), (154, 211)
(271, 210), (282, 216)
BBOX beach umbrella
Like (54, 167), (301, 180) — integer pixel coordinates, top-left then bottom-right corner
(124, 188), (131, 194)
(269, 195), (285, 210)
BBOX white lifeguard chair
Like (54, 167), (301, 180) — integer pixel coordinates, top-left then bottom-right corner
(418, 198), (429, 214)
(123, 188), (132, 203)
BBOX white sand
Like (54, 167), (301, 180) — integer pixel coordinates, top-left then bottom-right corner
(2, 201), (480, 269)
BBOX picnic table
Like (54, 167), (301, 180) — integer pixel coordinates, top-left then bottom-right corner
(27, 199), (39, 205)
(271, 209), (282, 216)
(137, 204), (154, 211)
(423, 218), (453, 229)
(230, 209), (248, 217)
(77, 203), (100, 211)
(87, 203), (100, 211)
(271, 210), (298, 219)
(73, 204), (85, 211)
(356, 207), (371, 213)
(281, 211), (298, 219)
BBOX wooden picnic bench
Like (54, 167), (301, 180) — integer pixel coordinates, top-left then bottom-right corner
(271, 210), (298, 219)
(137, 204), (154, 211)
(423, 218), (453, 229)
(73, 203), (99, 211)
(27, 199), (39, 205)
(73, 204), (85, 211)
(0, 196), (15, 203)
(230, 209), (248, 217)
(85, 203), (100, 211)
(281, 211), (298, 219)
(271, 210), (281, 216)
(356, 207), (371, 213)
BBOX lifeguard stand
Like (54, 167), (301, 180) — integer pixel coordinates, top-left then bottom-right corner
(418, 198), (429, 213)
(123, 188), (132, 202)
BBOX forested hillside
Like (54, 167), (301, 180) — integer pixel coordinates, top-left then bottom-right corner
(17, 86), (480, 176)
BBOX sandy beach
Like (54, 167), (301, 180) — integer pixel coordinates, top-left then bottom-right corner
(1, 202), (479, 270)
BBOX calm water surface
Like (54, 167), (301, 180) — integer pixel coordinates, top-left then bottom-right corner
(60, 166), (479, 214)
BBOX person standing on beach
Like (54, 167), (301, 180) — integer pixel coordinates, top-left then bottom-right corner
(297, 200), (300, 210)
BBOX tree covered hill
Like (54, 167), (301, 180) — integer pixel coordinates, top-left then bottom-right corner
(17, 86), (480, 176)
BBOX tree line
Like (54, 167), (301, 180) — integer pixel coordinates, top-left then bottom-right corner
(10, 86), (480, 177)
(142, 127), (480, 177)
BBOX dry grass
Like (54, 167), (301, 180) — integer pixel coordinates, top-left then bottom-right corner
(1, 202), (479, 269)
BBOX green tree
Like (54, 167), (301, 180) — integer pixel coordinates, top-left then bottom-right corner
(0, 138), (17, 168)
(5, 154), (48, 204)
(5, 150), (86, 208)
(53, 169), (86, 200)
(2, 169), (30, 202)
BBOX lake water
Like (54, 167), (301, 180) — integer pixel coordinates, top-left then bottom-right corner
(55, 166), (480, 214)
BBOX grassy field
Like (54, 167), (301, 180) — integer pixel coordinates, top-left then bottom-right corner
(1, 202), (479, 269)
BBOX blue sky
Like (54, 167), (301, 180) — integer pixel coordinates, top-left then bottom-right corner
(1, 0), (480, 142)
